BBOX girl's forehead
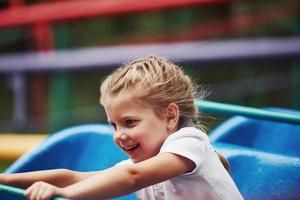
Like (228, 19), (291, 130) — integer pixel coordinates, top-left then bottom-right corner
(104, 94), (150, 113)
(104, 96), (166, 122)
(104, 98), (153, 121)
(105, 89), (151, 108)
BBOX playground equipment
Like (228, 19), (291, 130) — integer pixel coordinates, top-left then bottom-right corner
(214, 142), (300, 200)
(3, 124), (134, 200)
(200, 101), (300, 157)
(210, 114), (300, 157)
(5, 124), (126, 173)
(0, 100), (300, 200)
(0, 134), (47, 162)
(1, 100), (300, 199)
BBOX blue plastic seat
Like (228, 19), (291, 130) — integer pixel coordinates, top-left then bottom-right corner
(4, 124), (136, 200)
(209, 108), (300, 157)
(214, 142), (300, 200)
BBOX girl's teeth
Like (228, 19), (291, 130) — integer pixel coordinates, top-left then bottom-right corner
(125, 144), (139, 151)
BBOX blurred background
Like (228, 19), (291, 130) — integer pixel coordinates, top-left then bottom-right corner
(0, 0), (299, 168)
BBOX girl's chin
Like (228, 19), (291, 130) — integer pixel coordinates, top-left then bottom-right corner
(129, 154), (142, 163)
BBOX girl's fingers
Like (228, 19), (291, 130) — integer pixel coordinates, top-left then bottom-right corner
(25, 181), (55, 200)
(25, 182), (40, 200)
(37, 185), (47, 200)
(41, 189), (53, 200)
(28, 184), (38, 200)
(24, 185), (32, 197)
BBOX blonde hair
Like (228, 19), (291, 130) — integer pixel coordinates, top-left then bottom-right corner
(100, 56), (206, 129)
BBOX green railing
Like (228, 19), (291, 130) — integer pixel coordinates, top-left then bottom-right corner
(0, 184), (67, 200)
(196, 100), (300, 124)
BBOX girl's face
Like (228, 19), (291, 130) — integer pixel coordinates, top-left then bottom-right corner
(104, 92), (172, 163)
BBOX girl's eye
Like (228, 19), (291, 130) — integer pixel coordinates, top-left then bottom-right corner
(110, 122), (117, 130)
(125, 120), (137, 127)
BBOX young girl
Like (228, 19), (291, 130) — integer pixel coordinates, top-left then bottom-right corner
(0, 56), (243, 200)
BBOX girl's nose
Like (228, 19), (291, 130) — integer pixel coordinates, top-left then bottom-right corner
(114, 131), (129, 141)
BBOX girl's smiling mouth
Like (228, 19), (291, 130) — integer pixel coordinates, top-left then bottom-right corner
(121, 143), (140, 152)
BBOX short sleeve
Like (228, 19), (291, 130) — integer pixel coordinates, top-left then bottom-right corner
(159, 127), (209, 173)
(115, 159), (132, 166)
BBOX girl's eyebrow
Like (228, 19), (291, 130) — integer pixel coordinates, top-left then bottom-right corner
(107, 115), (139, 124)
(121, 115), (139, 120)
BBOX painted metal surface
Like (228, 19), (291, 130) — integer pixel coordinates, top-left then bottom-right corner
(197, 100), (300, 124)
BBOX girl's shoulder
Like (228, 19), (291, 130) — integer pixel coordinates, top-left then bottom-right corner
(170, 127), (209, 142)
(161, 126), (210, 157)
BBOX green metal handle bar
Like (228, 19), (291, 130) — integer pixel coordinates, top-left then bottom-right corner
(0, 184), (68, 200)
(196, 100), (300, 124)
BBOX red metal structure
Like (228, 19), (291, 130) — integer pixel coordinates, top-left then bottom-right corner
(1, 0), (298, 132)
(0, 0), (230, 28)
(0, 0), (232, 131)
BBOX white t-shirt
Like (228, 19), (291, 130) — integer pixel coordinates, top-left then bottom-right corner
(117, 127), (244, 200)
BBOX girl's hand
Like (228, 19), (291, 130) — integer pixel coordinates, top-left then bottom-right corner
(25, 181), (63, 200)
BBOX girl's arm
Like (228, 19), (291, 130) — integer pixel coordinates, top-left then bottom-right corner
(0, 169), (99, 188)
(56, 152), (194, 200)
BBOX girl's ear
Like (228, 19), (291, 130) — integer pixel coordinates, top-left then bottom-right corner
(166, 103), (180, 131)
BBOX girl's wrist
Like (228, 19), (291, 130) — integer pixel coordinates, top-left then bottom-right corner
(56, 187), (69, 199)
(0, 174), (8, 184)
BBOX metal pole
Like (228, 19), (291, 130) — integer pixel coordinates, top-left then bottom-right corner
(196, 100), (300, 124)
(12, 72), (26, 131)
